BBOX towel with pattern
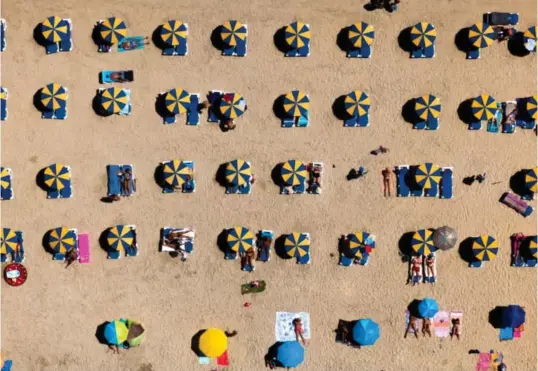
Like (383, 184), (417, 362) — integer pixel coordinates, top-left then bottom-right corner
(275, 312), (311, 341)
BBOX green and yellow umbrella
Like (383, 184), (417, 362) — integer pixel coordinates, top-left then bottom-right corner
(415, 163), (441, 189)
(411, 229), (437, 255)
(529, 236), (537, 259)
(41, 16), (69, 43)
(198, 328), (227, 358)
(415, 94), (441, 121)
(525, 167), (537, 193)
(165, 88), (191, 115)
(285, 232), (310, 258)
(526, 94), (537, 120)
(227, 226), (254, 253)
(221, 20), (247, 46)
(410, 22), (436, 49)
(471, 94), (497, 121)
(161, 20), (188, 46)
(283, 90), (310, 117)
(107, 225), (135, 252)
(344, 90), (370, 118)
(162, 160), (192, 188)
(48, 227), (76, 254)
(468, 23), (495, 49)
(472, 235), (498, 261)
(285, 21), (310, 49)
(225, 159), (252, 186)
(100, 87), (129, 114)
(1, 167), (11, 191)
(100, 17), (127, 45)
(104, 320), (129, 345)
(41, 83), (67, 111)
(0, 228), (18, 256)
(43, 163), (71, 190)
(348, 22), (375, 48)
(281, 160), (308, 186)
(219, 93), (246, 119)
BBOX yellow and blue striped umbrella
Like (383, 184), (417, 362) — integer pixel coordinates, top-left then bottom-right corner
(285, 21), (310, 49)
(529, 236), (537, 258)
(219, 93), (246, 119)
(526, 95), (537, 120)
(525, 167), (537, 193)
(348, 232), (375, 258)
(43, 163), (70, 191)
(348, 22), (375, 48)
(41, 83), (67, 111)
(48, 227), (76, 254)
(100, 88), (129, 114)
(415, 94), (441, 121)
(281, 160), (308, 186)
(1, 167), (10, 191)
(344, 90), (370, 118)
(41, 16), (69, 43)
(411, 229), (437, 255)
(283, 90), (310, 117)
(227, 226), (254, 253)
(468, 23), (495, 49)
(471, 94), (497, 121)
(100, 17), (127, 45)
(0, 87), (6, 106)
(415, 163), (441, 189)
(104, 320), (129, 345)
(225, 159), (251, 186)
(161, 20), (187, 46)
(410, 22), (436, 48)
(165, 88), (191, 115)
(472, 235), (498, 261)
(524, 26), (536, 41)
(221, 20), (247, 47)
(107, 225), (135, 252)
(162, 160), (192, 187)
(285, 232), (310, 258)
(0, 228), (18, 255)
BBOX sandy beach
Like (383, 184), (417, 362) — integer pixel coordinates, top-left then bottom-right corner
(1, 0), (537, 370)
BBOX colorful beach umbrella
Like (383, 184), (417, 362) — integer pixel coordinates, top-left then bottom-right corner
(415, 94), (441, 121)
(41, 83), (67, 111)
(104, 320), (129, 345)
(526, 95), (537, 120)
(524, 26), (536, 51)
(468, 23), (495, 49)
(198, 328), (227, 358)
(348, 22), (375, 48)
(0, 87), (6, 108)
(43, 164), (70, 191)
(471, 94), (497, 121)
(525, 167), (537, 193)
(225, 159), (251, 186)
(528, 235), (537, 258)
(162, 160), (192, 187)
(285, 232), (310, 258)
(100, 17), (127, 45)
(411, 229), (437, 256)
(352, 319), (380, 346)
(524, 26), (536, 41)
(418, 297), (439, 318)
(219, 93), (246, 119)
(410, 22), (436, 49)
(160, 20), (187, 46)
(285, 21), (310, 49)
(501, 305), (525, 328)
(348, 232), (375, 258)
(227, 226), (254, 253)
(100, 88), (129, 114)
(281, 160), (308, 186)
(1, 167), (11, 191)
(165, 88), (191, 115)
(221, 20), (247, 47)
(283, 90), (310, 117)
(0, 228), (18, 256)
(275, 341), (304, 368)
(48, 227), (76, 254)
(344, 90), (370, 118)
(126, 320), (145, 347)
(41, 16), (69, 43)
(415, 163), (442, 189)
(107, 225), (135, 252)
(472, 235), (499, 261)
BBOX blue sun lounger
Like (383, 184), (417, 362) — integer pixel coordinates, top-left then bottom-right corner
(1, 19), (6, 52)
(107, 164), (135, 197)
(440, 168), (453, 199)
(396, 166), (411, 197)
(286, 44), (310, 57)
(225, 249), (238, 260)
(59, 19), (73, 52)
(424, 182), (439, 198)
(339, 254), (353, 266)
(466, 48), (480, 60)
(1, 87), (7, 121)
(1, 230), (24, 263)
(223, 24), (248, 57)
(207, 90), (223, 123)
(468, 120), (481, 130)
(257, 230), (273, 262)
(1, 167), (13, 200)
(280, 182), (306, 194)
(118, 36), (146, 52)
(186, 94), (200, 126)
(282, 117), (295, 128)
(347, 44), (371, 58)
(469, 260), (483, 268)
(298, 253), (311, 264)
(516, 98), (536, 129)
(100, 70), (134, 84)
(411, 45), (435, 59)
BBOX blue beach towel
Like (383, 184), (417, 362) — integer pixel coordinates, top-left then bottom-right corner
(118, 36), (147, 52)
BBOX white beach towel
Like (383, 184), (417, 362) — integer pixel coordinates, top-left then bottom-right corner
(433, 311), (450, 338)
(275, 312), (311, 341)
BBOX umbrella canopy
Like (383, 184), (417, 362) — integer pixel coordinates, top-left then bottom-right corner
(344, 90), (370, 118)
(221, 20), (247, 47)
(104, 320), (129, 345)
(348, 232), (375, 258)
(100, 87), (129, 114)
(41, 16), (69, 43)
(411, 229), (437, 256)
(472, 235), (499, 261)
(48, 227), (76, 254)
(43, 163), (70, 190)
(468, 23), (495, 49)
(0, 87), (6, 107)
(529, 235), (537, 258)
(107, 225), (135, 252)
(526, 167), (538, 193)
(415, 94), (441, 121)
(165, 88), (191, 115)
(219, 93), (246, 119)
(432, 226), (457, 251)
(160, 20), (187, 46)
(41, 83), (67, 111)
(285, 21), (311, 49)
(471, 94), (497, 121)
(283, 90), (310, 117)
(198, 328), (227, 358)
(281, 160), (308, 186)
(526, 95), (537, 120)
(418, 298), (439, 318)
(126, 320), (145, 347)
(100, 17), (127, 45)
(285, 232), (310, 258)
(1, 167), (11, 191)
(0, 228), (18, 256)
(348, 22), (375, 48)
(227, 226), (254, 253)
(275, 341), (304, 368)
(352, 319), (380, 346)
(225, 159), (251, 186)
(501, 305), (526, 328)
(524, 26), (536, 41)
(162, 160), (192, 187)
(410, 22), (437, 49)
(415, 163), (442, 189)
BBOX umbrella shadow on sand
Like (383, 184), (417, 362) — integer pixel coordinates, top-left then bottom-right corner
(336, 27), (353, 53)
(271, 163), (284, 189)
(272, 95), (288, 120)
(95, 322), (111, 345)
(273, 27), (293, 54)
(32, 89), (48, 113)
(98, 228), (112, 254)
(332, 95), (349, 121)
(454, 27), (472, 54)
(488, 306), (506, 329)
(507, 32), (530, 57)
(215, 163), (230, 188)
(210, 26), (226, 52)
(33, 23), (51, 48)
(398, 232), (415, 261)
(274, 235), (293, 260)
(458, 237), (476, 264)
(191, 330), (206, 357)
(151, 25), (170, 51)
(401, 98), (419, 126)
(457, 98), (475, 126)
(397, 27), (414, 53)
(154, 93), (172, 120)
(41, 229), (55, 256)
(509, 170), (532, 198)
(407, 299), (422, 318)
(35, 167), (49, 192)
(216, 229), (230, 256)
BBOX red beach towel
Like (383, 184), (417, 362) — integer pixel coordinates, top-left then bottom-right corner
(216, 351), (229, 366)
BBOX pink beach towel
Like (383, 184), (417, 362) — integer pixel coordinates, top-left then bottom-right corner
(78, 233), (90, 264)
(476, 353), (491, 371)
(433, 311), (450, 338)
(514, 324), (523, 339)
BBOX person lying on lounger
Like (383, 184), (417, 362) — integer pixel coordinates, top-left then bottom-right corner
(240, 248), (257, 271)
(494, 27), (514, 41)
(119, 37), (150, 50)
(259, 236), (272, 258)
(119, 168), (136, 196)
(404, 316), (419, 338)
(110, 72), (127, 82)
(65, 247), (79, 268)
(411, 255), (422, 285)
(425, 253), (435, 282)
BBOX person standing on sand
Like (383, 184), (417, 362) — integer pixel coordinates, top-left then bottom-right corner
(382, 167), (392, 197)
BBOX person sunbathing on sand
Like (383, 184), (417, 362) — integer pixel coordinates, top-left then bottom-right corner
(404, 316), (419, 338)
(293, 318), (308, 346)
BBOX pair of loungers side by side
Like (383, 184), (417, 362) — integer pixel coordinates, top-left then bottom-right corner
(280, 162), (323, 195)
(162, 93), (200, 125)
(224, 230), (274, 264)
(469, 100), (535, 132)
(159, 227), (194, 255)
(44, 18), (73, 54)
(395, 166), (453, 199)
(107, 225), (139, 259)
(41, 87), (68, 120)
(107, 164), (136, 198)
(222, 24), (247, 57)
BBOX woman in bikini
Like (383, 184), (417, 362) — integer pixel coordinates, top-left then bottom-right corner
(382, 167), (392, 197)
(425, 254), (435, 282)
(411, 255), (422, 285)
(293, 318), (308, 346)
(404, 316), (419, 338)
(450, 318), (461, 340)
(422, 318), (432, 337)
